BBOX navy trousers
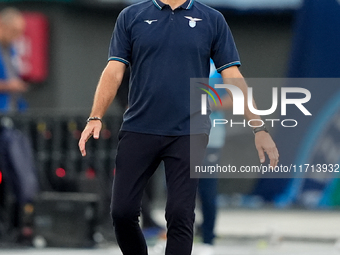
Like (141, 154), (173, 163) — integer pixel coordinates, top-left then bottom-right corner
(111, 131), (208, 255)
(198, 147), (221, 244)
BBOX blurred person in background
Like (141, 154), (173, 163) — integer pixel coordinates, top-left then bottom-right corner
(196, 60), (232, 255)
(0, 7), (37, 244)
(0, 7), (28, 113)
(79, 0), (279, 254)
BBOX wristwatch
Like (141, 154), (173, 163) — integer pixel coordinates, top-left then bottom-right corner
(253, 125), (268, 135)
(86, 117), (102, 123)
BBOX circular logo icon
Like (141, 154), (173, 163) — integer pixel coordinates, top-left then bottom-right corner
(189, 20), (196, 28)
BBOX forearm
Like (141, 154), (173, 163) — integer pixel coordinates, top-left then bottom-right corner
(79, 61), (126, 157)
(89, 61), (125, 118)
(0, 79), (28, 93)
(0, 81), (9, 91)
(231, 78), (263, 126)
(220, 66), (278, 166)
(221, 67), (263, 126)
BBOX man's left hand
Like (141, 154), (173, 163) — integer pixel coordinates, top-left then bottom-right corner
(254, 131), (279, 168)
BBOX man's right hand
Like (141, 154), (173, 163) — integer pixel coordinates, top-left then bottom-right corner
(78, 120), (102, 157)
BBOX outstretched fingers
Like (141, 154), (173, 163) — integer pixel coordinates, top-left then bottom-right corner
(255, 132), (279, 168)
(79, 128), (92, 156)
(257, 146), (265, 164)
(79, 122), (103, 156)
(266, 147), (279, 168)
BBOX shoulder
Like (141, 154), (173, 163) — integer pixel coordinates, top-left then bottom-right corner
(193, 1), (225, 20)
(120, 0), (153, 17)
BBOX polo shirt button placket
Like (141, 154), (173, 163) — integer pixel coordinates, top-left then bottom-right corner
(171, 11), (174, 21)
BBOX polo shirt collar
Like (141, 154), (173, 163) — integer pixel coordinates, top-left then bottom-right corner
(152, 0), (195, 10)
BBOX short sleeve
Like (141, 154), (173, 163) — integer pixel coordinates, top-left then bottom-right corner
(211, 13), (241, 73)
(108, 10), (131, 65)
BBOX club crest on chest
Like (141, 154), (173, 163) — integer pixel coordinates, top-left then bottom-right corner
(184, 16), (202, 28)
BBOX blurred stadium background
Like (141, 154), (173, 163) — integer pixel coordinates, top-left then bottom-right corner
(0, 0), (340, 254)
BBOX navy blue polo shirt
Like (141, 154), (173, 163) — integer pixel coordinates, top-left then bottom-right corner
(108, 0), (240, 136)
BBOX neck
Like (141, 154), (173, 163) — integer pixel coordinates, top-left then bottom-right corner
(161, 0), (186, 9)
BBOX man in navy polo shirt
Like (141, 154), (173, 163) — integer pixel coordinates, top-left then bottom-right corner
(79, 0), (279, 254)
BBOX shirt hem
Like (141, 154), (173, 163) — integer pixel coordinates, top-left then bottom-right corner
(121, 126), (209, 136)
(108, 56), (130, 65)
